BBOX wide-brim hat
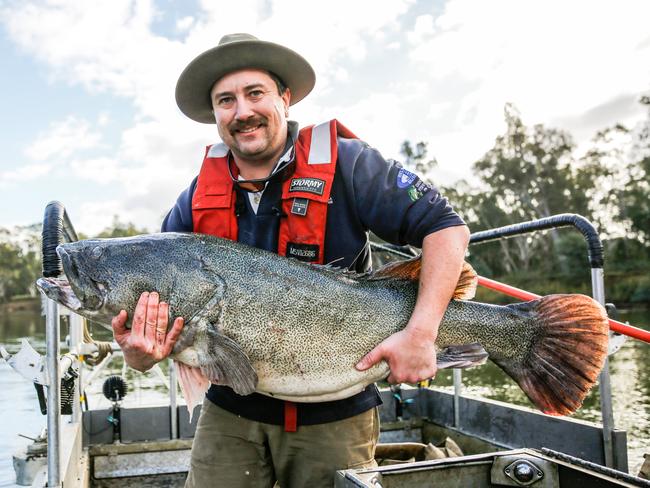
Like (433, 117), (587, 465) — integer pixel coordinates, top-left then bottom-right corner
(175, 33), (316, 124)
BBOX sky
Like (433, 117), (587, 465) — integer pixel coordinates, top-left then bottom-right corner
(0, 0), (648, 235)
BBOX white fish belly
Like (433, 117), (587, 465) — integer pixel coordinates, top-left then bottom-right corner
(254, 361), (390, 402)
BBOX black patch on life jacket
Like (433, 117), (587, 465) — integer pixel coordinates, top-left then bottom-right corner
(291, 198), (309, 216)
(286, 242), (319, 262)
(289, 177), (325, 195)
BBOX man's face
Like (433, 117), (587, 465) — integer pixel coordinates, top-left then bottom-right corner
(210, 69), (291, 164)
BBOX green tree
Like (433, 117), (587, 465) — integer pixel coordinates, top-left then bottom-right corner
(0, 224), (42, 301)
(95, 216), (149, 238)
(400, 140), (438, 181)
(462, 104), (604, 275)
(617, 96), (650, 244)
(399, 99), (650, 304)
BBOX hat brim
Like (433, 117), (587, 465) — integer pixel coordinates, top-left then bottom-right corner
(175, 39), (315, 124)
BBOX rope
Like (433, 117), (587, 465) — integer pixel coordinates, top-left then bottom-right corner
(81, 318), (113, 366)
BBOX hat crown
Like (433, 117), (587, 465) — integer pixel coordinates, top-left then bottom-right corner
(218, 33), (258, 45)
(177, 33), (315, 123)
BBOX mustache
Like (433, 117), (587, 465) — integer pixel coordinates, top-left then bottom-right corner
(230, 117), (267, 132)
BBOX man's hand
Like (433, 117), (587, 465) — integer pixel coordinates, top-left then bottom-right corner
(355, 226), (469, 384)
(355, 316), (438, 384)
(112, 291), (184, 372)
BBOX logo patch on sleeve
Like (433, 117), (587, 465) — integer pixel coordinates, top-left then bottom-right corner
(407, 186), (424, 202)
(407, 180), (432, 202)
(286, 242), (319, 262)
(396, 168), (417, 188)
(289, 177), (326, 195)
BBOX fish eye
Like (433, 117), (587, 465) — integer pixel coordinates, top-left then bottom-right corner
(91, 247), (103, 259)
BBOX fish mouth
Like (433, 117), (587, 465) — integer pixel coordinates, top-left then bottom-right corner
(55, 246), (106, 311)
(36, 277), (83, 311)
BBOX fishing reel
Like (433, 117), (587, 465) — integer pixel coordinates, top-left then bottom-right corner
(390, 384), (415, 420)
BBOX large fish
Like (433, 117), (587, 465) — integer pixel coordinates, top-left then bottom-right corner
(36, 232), (609, 416)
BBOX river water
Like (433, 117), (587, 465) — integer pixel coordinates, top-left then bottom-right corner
(1, 306), (648, 486)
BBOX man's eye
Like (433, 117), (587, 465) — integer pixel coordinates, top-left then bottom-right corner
(217, 97), (233, 106)
(249, 90), (264, 98)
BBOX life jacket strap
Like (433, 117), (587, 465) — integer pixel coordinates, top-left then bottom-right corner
(283, 400), (298, 432)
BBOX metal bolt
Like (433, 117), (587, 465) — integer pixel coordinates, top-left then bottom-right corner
(513, 462), (535, 482)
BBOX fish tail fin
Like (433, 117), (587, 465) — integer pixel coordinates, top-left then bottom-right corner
(176, 361), (210, 421)
(494, 294), (609, 416)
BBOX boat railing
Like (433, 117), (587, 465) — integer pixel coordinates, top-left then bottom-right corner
(42, 201), (75, 488)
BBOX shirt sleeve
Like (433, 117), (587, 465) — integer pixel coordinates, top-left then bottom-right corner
(337, 138), (466, 248)
(161, 177), (197, 233)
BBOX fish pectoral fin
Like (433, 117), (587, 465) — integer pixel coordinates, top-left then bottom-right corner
(200, 332), (258, 396)
(436, 343), (488, 369)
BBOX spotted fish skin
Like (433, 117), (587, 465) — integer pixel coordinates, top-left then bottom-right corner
(37, 232), (609, 416)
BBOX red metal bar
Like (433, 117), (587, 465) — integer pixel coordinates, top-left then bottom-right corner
(477, 275), (650, 344)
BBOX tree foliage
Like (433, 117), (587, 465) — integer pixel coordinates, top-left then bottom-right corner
(400, 96), (650, 304)
(0, 218), (148, 302)
(400, 140), (438, 179)
(0, 224), (41, 302)
(95, 216), (149, 238)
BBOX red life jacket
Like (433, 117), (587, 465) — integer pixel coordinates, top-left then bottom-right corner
(191, 119), (357, 264)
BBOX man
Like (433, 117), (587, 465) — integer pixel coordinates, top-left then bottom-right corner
(111, 33), (469, 487)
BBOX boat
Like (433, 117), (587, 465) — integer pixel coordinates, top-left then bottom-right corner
(5, 201), (650, 487)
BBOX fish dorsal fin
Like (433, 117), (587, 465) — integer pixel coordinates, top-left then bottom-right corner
(370, 256), (422, 281)
(454, 261), (478, 300)
(370, 257), (478, 300)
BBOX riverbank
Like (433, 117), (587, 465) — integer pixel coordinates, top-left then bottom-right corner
(0, 297), (40, 314)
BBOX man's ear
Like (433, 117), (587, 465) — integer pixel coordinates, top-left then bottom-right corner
(282, 88), (292, 115)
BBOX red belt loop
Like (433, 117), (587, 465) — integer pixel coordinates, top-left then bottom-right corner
(284, 401), (298, 432)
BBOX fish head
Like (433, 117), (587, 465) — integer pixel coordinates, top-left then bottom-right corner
(36, 233), (227, 328)
(37, 236), (154, 325)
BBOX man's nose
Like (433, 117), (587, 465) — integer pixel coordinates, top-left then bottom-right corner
(234, 97), (255, 121)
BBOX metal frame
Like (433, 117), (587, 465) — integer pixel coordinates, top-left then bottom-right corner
(45, 299), (62, 488)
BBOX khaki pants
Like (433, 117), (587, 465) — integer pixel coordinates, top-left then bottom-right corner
(185, 400), (379, 488)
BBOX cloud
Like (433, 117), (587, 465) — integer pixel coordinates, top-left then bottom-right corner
(401, 0), (650, 179)
(26, 115), (102, 161)
(407, 14), (435, 44)
(2, 0), (650, 231)
(69, 157), (121, 183)
(175, 15), (193, 32)
(409, 0), (650, 120)
(0, 163), (51, 186)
